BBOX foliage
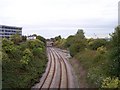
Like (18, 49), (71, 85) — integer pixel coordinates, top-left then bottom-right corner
(76, 29), (85, 39)
(63, 29), (87, 57)
(2, 38), (22, 59)
(108, 47), (120, 77)
(64, 35), (74, 48)
(54, 29), (109, 87)
(22, 35), (27, 42)
(20, 49), (33, 65)
(36, 35), (46, 45)
(43, 26), (120, 88)
(97, 46), (107, 54)
(69, 41), (86, 57)
(0, 51), (2, 63)
(2, 37), (47, 88)
(10, 34), (22, 44)
(87, 67), (106, 87)
(88, 39), (107, 50)
(73, 27), (120, 88)
(101, 77), (120, 88)
(2, 38), (14, 47)
(54, 38), (66, 49)
(26, 39), (45, 49)
(54, 35), (61, 41)
(108, 25), (120, 78)
(32, 47), (44, 58)
(75, 49), (109, 87)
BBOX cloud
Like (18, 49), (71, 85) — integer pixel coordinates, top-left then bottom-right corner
(0, 0), (119, 38)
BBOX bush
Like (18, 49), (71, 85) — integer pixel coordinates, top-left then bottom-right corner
(87, 67), (106, 87)
(76, 49), (109, 87)
(20, 48), (33, 65)
(32, 47), (44, 58)
(108, 47), (120, 77)
(69, 42), (85, 57)
(101, 77), (120, 88)
(10, 34), (22, 44)
(64, 35), (74, 48)
(109, 25), (120, 78)
(2, 38), (47, 88)
(36, 35), (46, 44)
(27, 39), (44, 49)
(54, 38), (66, 49)
(97, 46), (107, 54)
(88, 39), (107, 50)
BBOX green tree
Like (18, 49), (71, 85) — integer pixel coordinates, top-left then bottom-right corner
(36, 35), (46, 44)
(65, 35), (74, 48)
(65, 29), (86, 56)
(10, 34), (22, 44)
(76, 29), (85, 39)
(88, 39), (107, 50)
(2, 36), (47, 88)
(20, 48), (33, 65)
(22, 35), (27, 42)
(109, 25), (120, 78)
(27, 39), (44, 49)
(55, 35), (61, 41)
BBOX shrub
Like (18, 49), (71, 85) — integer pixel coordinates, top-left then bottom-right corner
(27, 39), (44, 49)
(20, 48), (33, 65)
(101, 77), (120, 88)
(88, 39), (107, 50)
(69, 44), (79, 57)
(109, 25), (120, 78)
(36, 35), (46, 44)
(97, 46), (107, 54)
(69, 41), (86, 57)
(64, 35), (75, 48)
(2, 38), (47, 88)
(32, 47), (43, 58)
(76, 49), (109, 87)
(87, 67), (106, 87)
(10, 34), (22, 44)
(108, 47), (120, 77)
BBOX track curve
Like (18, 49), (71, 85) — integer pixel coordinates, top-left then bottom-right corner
(32, 47), (77, 89)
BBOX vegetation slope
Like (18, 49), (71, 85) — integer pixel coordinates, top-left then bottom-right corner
(2, 34), (47, 88)
(54, 26), (120, 88)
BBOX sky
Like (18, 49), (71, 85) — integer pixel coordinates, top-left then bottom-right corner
(0, 0), (119, 39)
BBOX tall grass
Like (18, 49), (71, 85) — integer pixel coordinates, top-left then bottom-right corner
(75, 49), (109, 87)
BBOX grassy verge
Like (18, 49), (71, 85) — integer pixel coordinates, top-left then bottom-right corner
(75, 49), (109, 87)
(69, 57), (89, 88)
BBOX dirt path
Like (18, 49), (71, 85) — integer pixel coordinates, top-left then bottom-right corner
(69, 58), (89, 88)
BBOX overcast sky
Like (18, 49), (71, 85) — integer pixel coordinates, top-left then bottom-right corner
(0, 0), (119, 38)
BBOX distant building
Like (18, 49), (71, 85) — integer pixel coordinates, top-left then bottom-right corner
(27, 35), (36, 40)
(0, 25), (22, 38)
(104, 37), (111, 41)
(46, 41), (54, 47)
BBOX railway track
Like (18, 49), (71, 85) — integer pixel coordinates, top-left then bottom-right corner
(39, 47), (56, 88)
(52, 48), (68, 88)
(32, 47), (75, 89)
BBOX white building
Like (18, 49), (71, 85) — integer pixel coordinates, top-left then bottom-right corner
(0, 25), (22, 38)
(27, 35), (36, 40)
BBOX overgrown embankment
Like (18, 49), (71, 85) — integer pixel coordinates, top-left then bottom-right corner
(2, 34), (47, 88)
(54, 27), (120, 88)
